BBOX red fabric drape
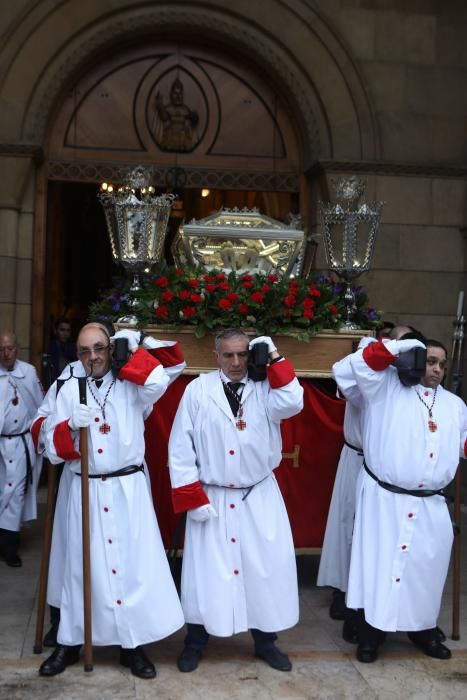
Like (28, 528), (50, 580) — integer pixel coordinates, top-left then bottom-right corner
(144, 377), (344, 548)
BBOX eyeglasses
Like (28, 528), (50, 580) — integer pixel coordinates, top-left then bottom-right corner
(77, 344), (110, 360)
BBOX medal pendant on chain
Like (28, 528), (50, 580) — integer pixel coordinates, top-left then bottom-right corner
(235, 405), (247, 431)
(99, 422), (111, 434)
(428, 419), (437, 433)
(11, 397), (18, 405)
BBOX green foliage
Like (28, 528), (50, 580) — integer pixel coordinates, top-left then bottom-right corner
(88, 262), (381, 339)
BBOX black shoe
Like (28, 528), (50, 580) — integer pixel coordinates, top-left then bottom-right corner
(407, 633), (451, 660)
(435, 626), (446, 643)
(120, 647), (156, 679)
(356, 644), (379, 663)
(43, 625), (58, 648)
(177, 646), (202, 672)
(329, 589), (346, 620)
(39, 644), (81, 676)
(342, 615), (359, 644)
(255, 644), (292, 671)
(4, 552), (22, 567)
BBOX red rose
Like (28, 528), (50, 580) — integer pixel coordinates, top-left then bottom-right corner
(218, 298), (232, 309)
(250, 291), (264, 304)
(205, 284), (217, 293)
(303, 308), (315, 319)
(283, 294), (297, 307)
(190, 293), (202, 303)
(267, 274), (279, 282)
(261, 284), (271, 292)
(242, 274), (253, 282)
(227, 292), (239, 302)
(155, 305), (169, 318)
(302, 297), (315, 308)
(179, 290), (190, 300)
(329, 304), (338, 315)
(203, 274), (213, 282)
(161, 290), (174, 302)
(154, 276), (169, 288)
(215, 273), (226, 280)
(242, 281), (253, 288)
(308, 285), (321, 297)
(218, 282), (230, 290)
(188, 279), (199, 288)
(182, 306), (197, 318)
(237, 303), (249, 314)
(175, 268), (184, 276)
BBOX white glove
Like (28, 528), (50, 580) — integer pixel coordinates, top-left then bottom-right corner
(68, 404), (92, 431)
(384, 338), (426, 356)
(187, 504), (218, 523)
(141, 335), (176, 350)
(357, 336), (378, 350)
(110, 329), (141, 352)
(249, 335), (277, 354)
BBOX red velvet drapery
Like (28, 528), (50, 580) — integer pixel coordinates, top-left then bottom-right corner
(144, 377), (344, 549)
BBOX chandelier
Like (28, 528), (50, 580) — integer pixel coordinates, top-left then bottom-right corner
(98, 166), (176, 321)
(320, 176), (383, 330)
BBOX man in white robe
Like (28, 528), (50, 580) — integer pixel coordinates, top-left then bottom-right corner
(317, 336), (376, 641)
(168, 329), (303, 673)
(334, 337), (467, 662)
(0, 330), (44, 567)
(38, 325), (185, 679)
(32, 323), (186, 649)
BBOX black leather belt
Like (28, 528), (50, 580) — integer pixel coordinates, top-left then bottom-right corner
(202, 474), (269, 501)
(363, 460), (449, 498)
(1, 430), (33, 493)
(344, 439), (363, 456)
(76, 464), (144, 479)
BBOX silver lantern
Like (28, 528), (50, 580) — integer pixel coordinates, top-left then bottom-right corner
(320, 176), (383, 330)
(98, 166), (176, 322)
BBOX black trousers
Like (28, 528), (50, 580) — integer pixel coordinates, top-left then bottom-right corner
(357, 609), (437, 646)
(0, 528), (19, 556)
(184, 623), (277, 651)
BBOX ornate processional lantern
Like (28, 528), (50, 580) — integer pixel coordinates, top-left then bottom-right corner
(319, 176), (383, 330)
(98, 166), (176, 321)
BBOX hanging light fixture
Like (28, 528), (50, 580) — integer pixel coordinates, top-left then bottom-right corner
(98, 165), (176, 321)
(320, 176), (383, 330)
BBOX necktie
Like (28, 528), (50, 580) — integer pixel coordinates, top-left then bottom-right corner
(224, 382), (243, 416)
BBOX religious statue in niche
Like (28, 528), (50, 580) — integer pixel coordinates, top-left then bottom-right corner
(154, 77), (199, 152)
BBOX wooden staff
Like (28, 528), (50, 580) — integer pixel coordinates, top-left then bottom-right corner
(452, 466), (462, 640)
(446, 296), (464, 640)
(78, 377), (93, 671)
(33, 461), (56, 654)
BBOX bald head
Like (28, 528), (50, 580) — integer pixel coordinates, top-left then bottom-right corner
(77, 323), (113, 378)
(0, 330), (18, 370)
(390, 325), (413, 340)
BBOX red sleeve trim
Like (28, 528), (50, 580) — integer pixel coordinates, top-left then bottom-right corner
(267, 358), (296, 388)
(171, 480), (210, 513)
(148, 342), (185, 367)
(362, 341), (396, 371)
(119, 347), (161, 385)
(53, 419), (80, 461)
(31, 416), (46, 453)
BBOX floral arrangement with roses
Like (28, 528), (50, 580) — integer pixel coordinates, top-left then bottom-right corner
(89, 263), (380, 339)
